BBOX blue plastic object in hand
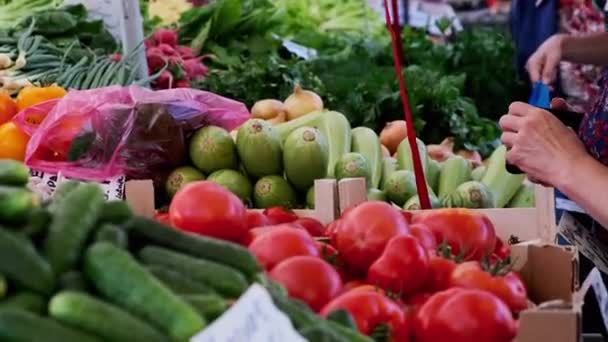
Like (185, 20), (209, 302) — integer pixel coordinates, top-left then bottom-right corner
(528, 81), (551, 108)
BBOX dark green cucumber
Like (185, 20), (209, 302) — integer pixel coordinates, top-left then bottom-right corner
(126, 216), (261, 278)
(181, 294), (227, 320)
(0, 274), (5, 299)
(327, 309), (357, 330)
(0, 229), (54, 295)
(0, 160), (29, 186)
(44, 183), (105, 274)
(84, 242), (205, 341)
(299, 325), (347, 342)
(94, 224), (128, 249)
(49, 291), (169, 342)
(266, 282), (372, 342)
(139, 246), (248, 297)
(47, 181), (81, 212)
(147, 265), (216, 295)
(20, 206), (51, 238)
(0, 309), (101, 342)
(98, 200), (133, 225)
(0, 186), (37, 223)
(0, 292), (46, 314)
(59, 271), (89, 292)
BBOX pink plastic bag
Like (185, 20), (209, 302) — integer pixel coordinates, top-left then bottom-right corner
(15, 85), (250, 183)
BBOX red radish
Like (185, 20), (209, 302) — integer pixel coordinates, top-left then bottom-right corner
(109, 53), (122, 62)
(154, 70), (174, 89)
(144, 38), (157, 49)
(183, 58), (208, 80)
(158, 43), (179, 57)
(177, 46), (196, 59)
(146, 47), (167, 71)
(175, 79), (191, 88)
(153, 28), (178, 47)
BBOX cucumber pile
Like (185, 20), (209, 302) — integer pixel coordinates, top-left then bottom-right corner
(0, 159), (368, 341)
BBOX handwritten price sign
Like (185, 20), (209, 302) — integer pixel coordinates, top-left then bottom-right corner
(190, 284), (306, 342)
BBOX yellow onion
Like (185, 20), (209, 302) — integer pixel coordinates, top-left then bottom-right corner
(251, 99), (285, 121)
(457, 149), (483, 168)
(283, 85), (323, 121)
(268, 110), (287, 125)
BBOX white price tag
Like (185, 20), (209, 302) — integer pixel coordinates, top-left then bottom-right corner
(27, 169), (126, 201)
(57, 172), (126, 201)
(190, 284), (306, 342)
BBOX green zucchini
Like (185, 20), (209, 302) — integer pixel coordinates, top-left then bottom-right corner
(380, 157), (398, 190)
(0, 186), (37, 223)
(84, 242), (205, 340)
(98, 200), (133, 225)
(182, 294), (227, 320)
(481, 145), (525, 208)
(427, 159), (441, 194)
(0, 229), (54, 295)
(471, 165), (486, 182)
(44, 183), (105, 275)
(508, 182), (535, 208)
(0, 160), (29, 186)
(396, 137), (428, 175)
(442, 181), (494, 209)
(59, 271), (89, 293)
(0, 309), (101, 342)
(94, 224), (128, 249)
(351, 127), (383, 189)
(147, 265), (216, 295)
(0, 292), (45, 314)
(438, 156), (471, 199)
(125, 216), (261, 278)
(49, 291), (169, 342)
(139, 246), (248, 297)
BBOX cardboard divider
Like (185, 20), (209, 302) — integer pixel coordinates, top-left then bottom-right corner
(511, 243), (580, 342)
(336, 177), (557, 242)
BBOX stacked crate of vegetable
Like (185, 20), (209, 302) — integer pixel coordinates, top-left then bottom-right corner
(0, 159), (368, 341)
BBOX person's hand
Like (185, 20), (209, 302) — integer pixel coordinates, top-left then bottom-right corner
(499, 101), (588, 187)
(526, 34), (567, 84)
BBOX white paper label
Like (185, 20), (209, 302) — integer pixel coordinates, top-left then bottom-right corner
(190, 284), (306, 342)
(27, 169), (126, 201)
(558, 212), (608, 274)
(63, 0), (123, 40)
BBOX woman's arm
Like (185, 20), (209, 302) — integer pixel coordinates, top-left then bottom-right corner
(557, 154), (608, 228)
(527, 32), (608, 84)
(561, 33), (608, 67)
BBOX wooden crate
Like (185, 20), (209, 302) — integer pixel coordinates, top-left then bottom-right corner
(337, 178), (557, 242)
(125, 179), (339, 225)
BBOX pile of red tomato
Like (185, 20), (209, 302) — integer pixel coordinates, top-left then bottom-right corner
(166, 181), (529, 342)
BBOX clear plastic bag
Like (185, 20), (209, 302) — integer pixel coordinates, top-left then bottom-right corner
(14, 85), (250, 182)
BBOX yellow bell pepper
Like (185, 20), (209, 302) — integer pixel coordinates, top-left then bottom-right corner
(15, 85), (67, 112)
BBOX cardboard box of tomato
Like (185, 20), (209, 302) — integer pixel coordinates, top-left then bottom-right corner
(125, 177), (580, 341)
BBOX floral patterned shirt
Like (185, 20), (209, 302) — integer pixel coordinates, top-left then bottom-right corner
(580, 69), (608, 165)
